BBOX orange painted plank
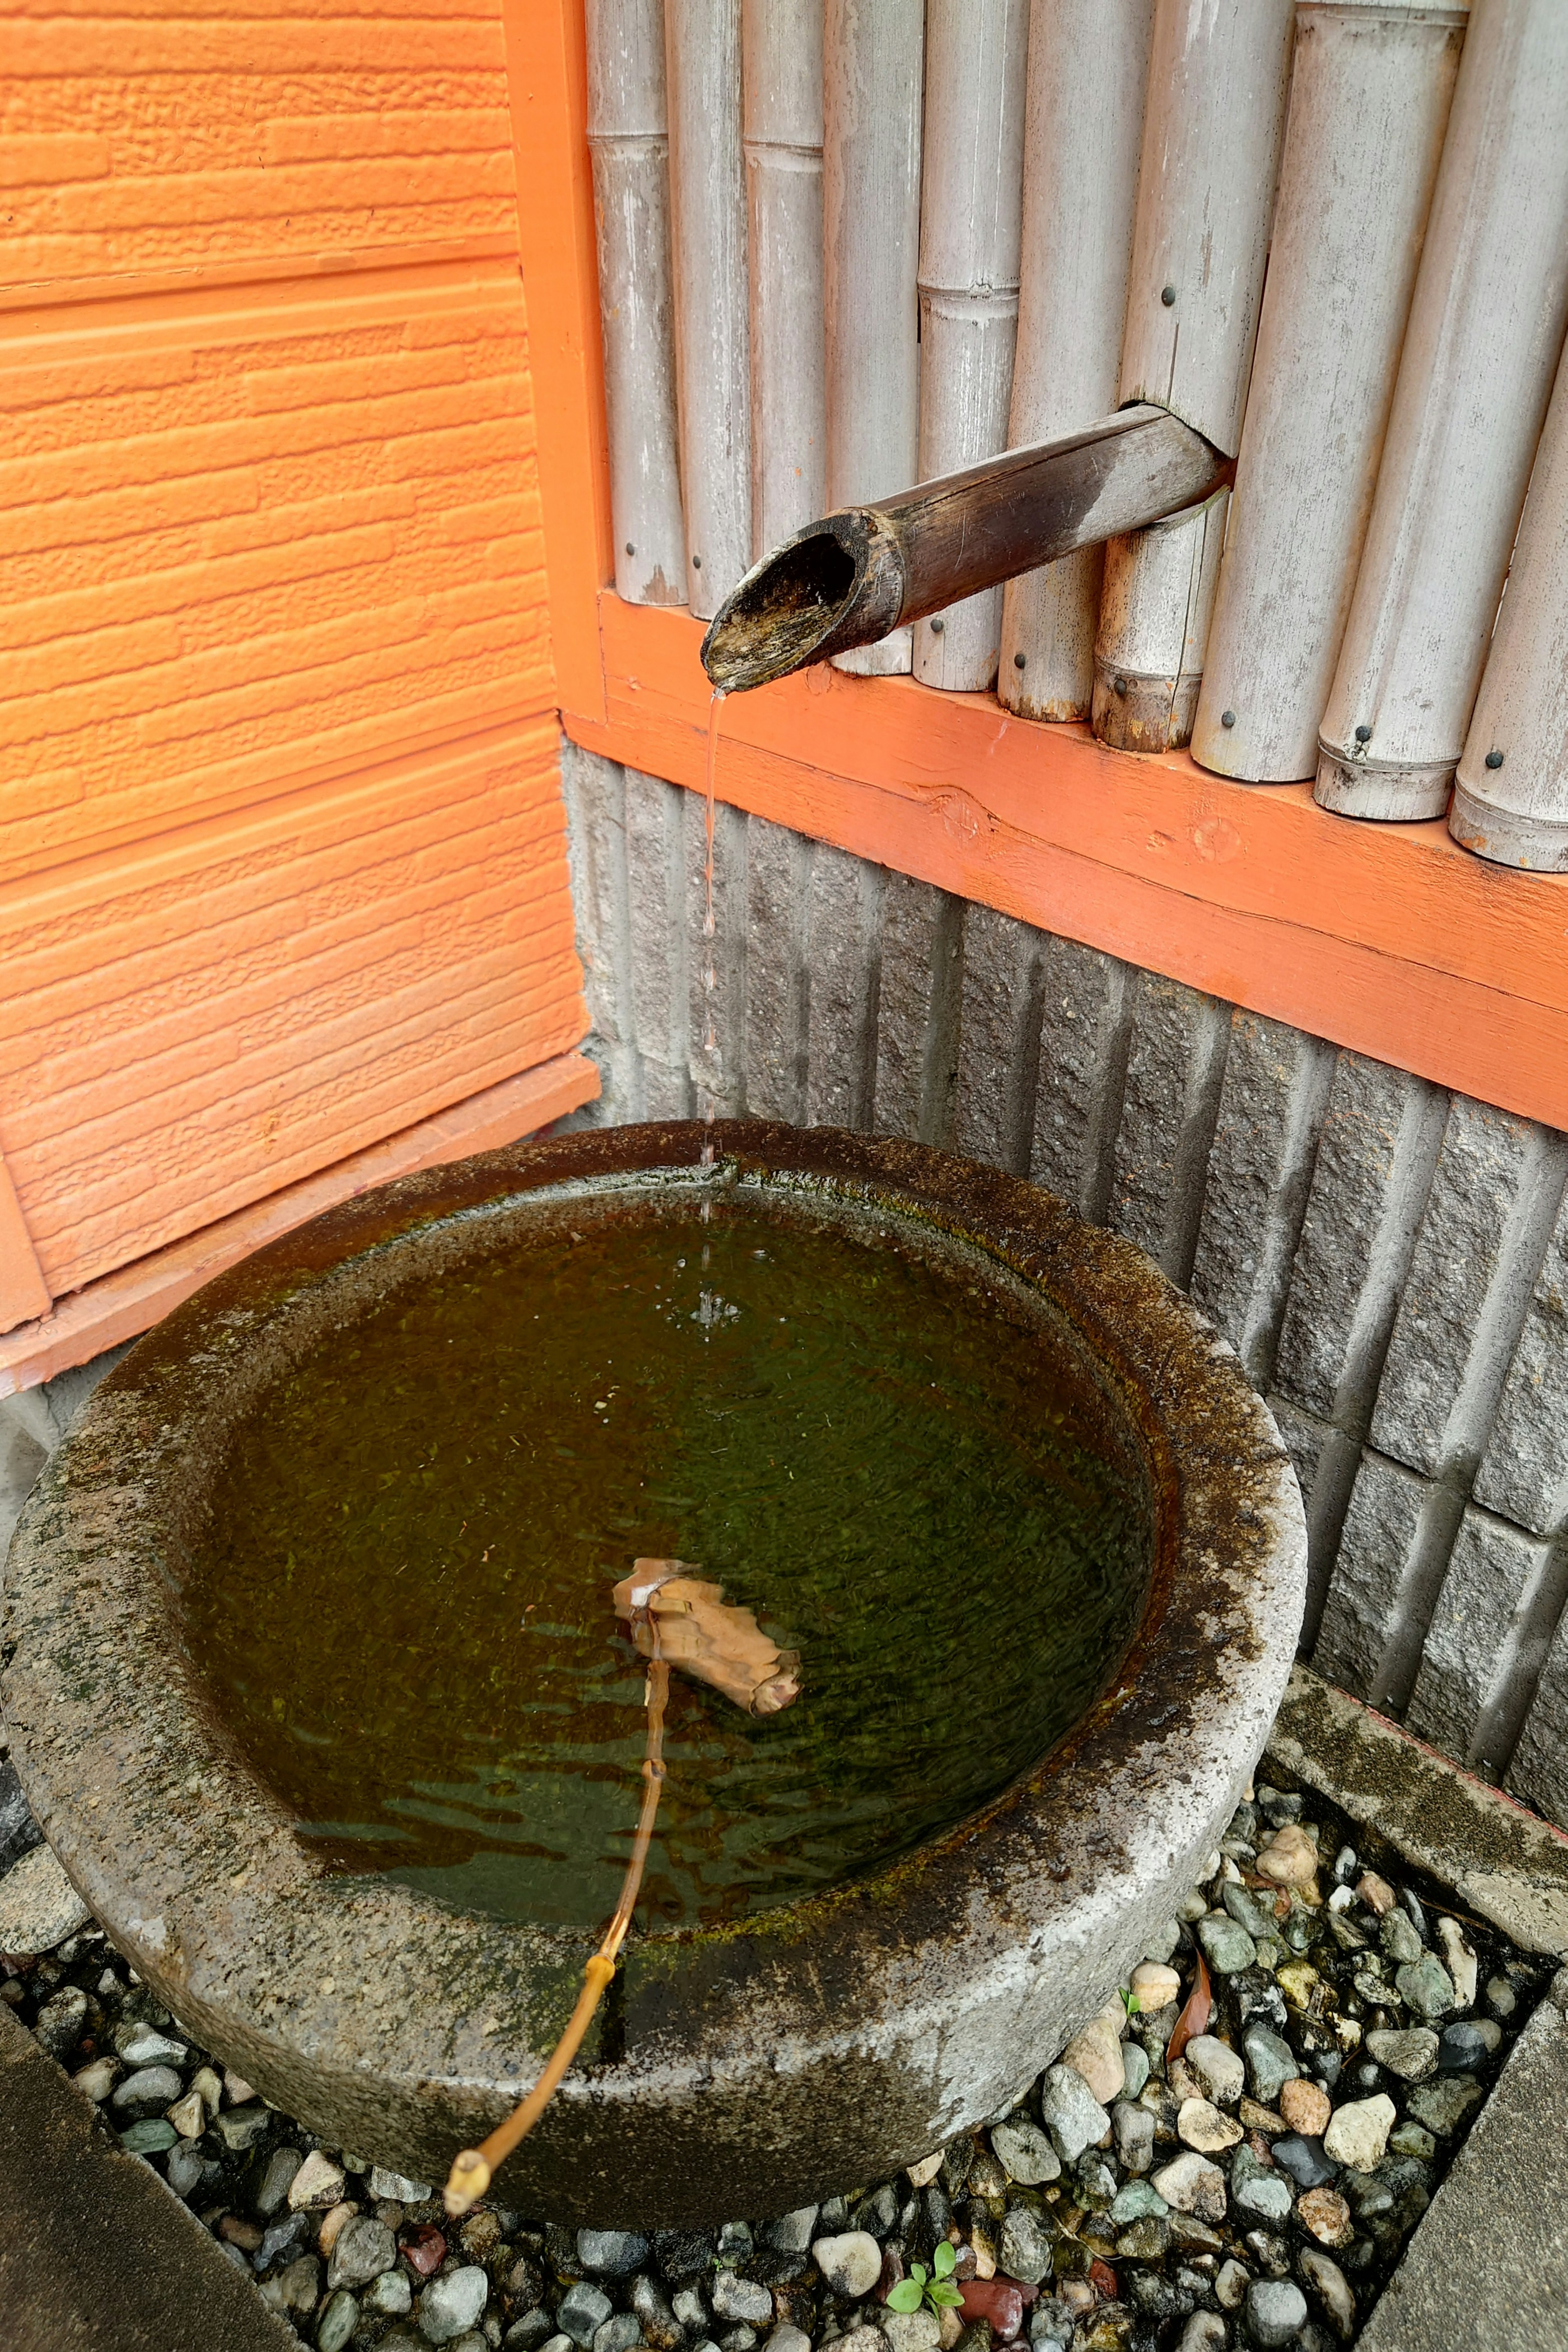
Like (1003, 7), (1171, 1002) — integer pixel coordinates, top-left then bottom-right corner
(570, 594), (1568, 1132)
(0, 1050), (599, 1368)
(0, 1149), (51, 1330)
(499, 0), (612, 726)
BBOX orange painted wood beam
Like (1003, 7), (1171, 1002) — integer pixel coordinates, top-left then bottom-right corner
(566, 594), (1568, 1133)
(0, 1051), (599, 1390)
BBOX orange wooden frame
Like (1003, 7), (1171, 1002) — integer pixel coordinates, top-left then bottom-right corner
(510, 0), (1568, 1136)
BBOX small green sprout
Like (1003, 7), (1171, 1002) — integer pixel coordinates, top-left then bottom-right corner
(885, 2240), (964, 2314)
(1119, 1985), (1141, 2018)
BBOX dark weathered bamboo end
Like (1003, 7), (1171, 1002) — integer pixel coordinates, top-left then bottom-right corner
(701, 404), (1232, 693)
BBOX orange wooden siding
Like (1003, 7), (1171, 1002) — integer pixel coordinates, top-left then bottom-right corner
(0, 2), (592, 1350)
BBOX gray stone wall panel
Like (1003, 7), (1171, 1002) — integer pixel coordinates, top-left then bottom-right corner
(1475, 1185), (1568, 1536)
(1109, 976), (1231, 1286)
(1029, 938), (1132, 1221)
(623, 767), (692, 1118)
(1405, 1509), (1555, 1772)
(952, 905), (1045, 1176)
(872, 873), (958, 1144)
(1313, 1450), (1432, 1701)
(743, 820), (810, 1125)
(806, 846), (881, 1129)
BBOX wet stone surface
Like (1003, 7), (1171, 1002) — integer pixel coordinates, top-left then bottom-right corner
(0, 1762), (1548, 2350)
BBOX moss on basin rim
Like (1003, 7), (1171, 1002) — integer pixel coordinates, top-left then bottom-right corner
(0, 1123), (1306, 2226)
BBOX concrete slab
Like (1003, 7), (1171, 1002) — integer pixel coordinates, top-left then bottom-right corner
(1357, 1967), (1568, 2352)
(0, 2000), (294, 2352)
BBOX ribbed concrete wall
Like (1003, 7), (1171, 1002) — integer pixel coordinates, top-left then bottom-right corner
(562, 741), (1568, 1828)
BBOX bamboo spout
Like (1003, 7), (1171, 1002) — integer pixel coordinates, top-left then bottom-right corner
(700, 403), (1231, 693)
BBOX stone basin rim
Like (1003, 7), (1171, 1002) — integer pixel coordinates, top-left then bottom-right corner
(0, 1119), (1307, 2224)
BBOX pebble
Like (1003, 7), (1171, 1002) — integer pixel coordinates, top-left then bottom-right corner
(1112, 2099), (1156, 2174)
(1151, 2153), (1228, 2224)
(188, 2065), (222, 2118)
(33, 1985), (88, 2059)
(673, 2290), (708, 2330)
(594, 2316), (643, 2352)
(1109, 2179), (1169, 2225)
(1178, 2316), (1226, 2352)
(165, 2089), (205, 2140)
(1198, 1915), (1257, 1975)
(1060, 2010), (1125, 2105)
(557, 2285), (615, 2347)
(1130, 1961), (1180, 2009)
(329, 2213), (396, 2289)
(1254, 1826), (1318, 1888)
(1246, 2278), (1308, 2347)
(113, 2021), (186, 2066)
(318, 2203), (357, 2257)
(166, 2143), (209, 2198)
(1388, 2118), (1437, 2160)
(764, 2205), (818, 2253)
(1178, 2097), (1243, 2154)
(1120, 2041), (1150, 2099)
(1397, 1953), (1457, 2020)
(1278, 2078), (1331, 2137)
(366, 2269), (415, 2316)
(118, 2118), (177, 2154)
(223, 2069), (256, 2103)
(1407, 2073), (1484, 2136)
(71, 2056), (118, 2103)
(1299, 2249), (1356, 2339)
(810, 2233), (882, 2300)
(1216, 2259), (1250, 2310)
(255, 2144), (303, 2213)
(1364, 2027), (1438, 2081)
(371, 2167), (432, 2201)
(1486, 1974), (1517, 2020)
(316, 2289), (359, 2352)
(765, 2331), (811, 2352)
(1323, 2094), (1395, 2171)
(0, 1845), (91, 1951)
(1437, 2020), (1497, 2071)
(1381, 1911), (1423, 1966)
(1038, 2063), (1110, 2162)
(1232, 2174), (1292, 2226)
(213, 2103), (269, 2151)
(881, 2314), (940, 2352)
(1242, 2027), (1298, 2104)
(401, 2225), (447, 2279)
(110, 2065), (182, 2114)
(989, 2118), (1059, 2185)
(578, 2231), (651, 2277)
(1356, 1873), (1396, 1915)
(1297, 2188), (1353, 2248)
(712, 2276), (773, 2326)
(998, 2205), (1054, 2285)
(289, 2149), (347, 2209)
(1270, 2134), (1336, 2190)
(905, 2151), (944, 2189)
(262, 2254), (321, 2316)
(1184, 2035), (1245, 2108)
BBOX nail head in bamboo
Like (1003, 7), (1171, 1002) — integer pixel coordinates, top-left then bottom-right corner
(1316, 0), (1568, 824)
(743, 0), (826, 559)
(1093, 492), (1229, 755)
(1117, 0), (1296, 462)
(1451, 339), (1568, 871)
(824, 0), (925, 676)
(1192, 1), (1466, 785)
(999, 0), (1155, 722)
(665, 0), (751, 619)
(912, 0), (1028, 695)
(588, 0), (688, 608)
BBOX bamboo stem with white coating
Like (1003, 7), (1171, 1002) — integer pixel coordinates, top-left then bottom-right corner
(1451, 339), (1568, 871)
(665, 0), (751, 619)
(823, 0), (924, 676)
(998, 0), (1154, 721)
(912, 0), (1029, 694)
(743, 0), (826, 558)
(1094, 0), (1294, 753)
(587, 0), (687, 607)
(1192, 0), (1466, 785)
(1316, 0), (1568, 823)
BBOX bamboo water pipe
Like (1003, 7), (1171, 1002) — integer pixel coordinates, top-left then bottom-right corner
(822, 0), (924, 677)
(587, 0), (687, 609)
(699, 403), (1231, 693)
(1450, 336), (1568, 871)
(743, 0), (826, 556)
(665, 0), (751, 617)
(997, 0), (1154, 724)
(911, 0), (1028, 695)
(1191, 0), (1466, 786)
(1315, 0), (1568, 823)
(1095, 0), (1294, 753)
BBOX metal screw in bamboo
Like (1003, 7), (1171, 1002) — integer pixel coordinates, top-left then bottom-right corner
(997, 0), (1154, 722)
(1192, 1), (1467, 786)
(1315, 0), (1568, 823)
(665, 0), (751, 619)
(742, 0), (826, 558)
(823, 0), (924, 676)
(1096, 0), (1295, 753)
(911, 0), (1028, 695)
(587, 0), (688, 609)
(1450, 335), (1568, 871)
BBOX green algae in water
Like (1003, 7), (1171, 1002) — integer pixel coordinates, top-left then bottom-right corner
(187, 1195), (1152, 1930)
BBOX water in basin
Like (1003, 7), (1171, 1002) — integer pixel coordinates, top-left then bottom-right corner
(184, 1193), (1152, 1930)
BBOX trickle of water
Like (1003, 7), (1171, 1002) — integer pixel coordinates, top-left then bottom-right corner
(699, 688), (727, 1194)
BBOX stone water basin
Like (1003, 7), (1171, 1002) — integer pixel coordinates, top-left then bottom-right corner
(1, 1123), (1304, 2223)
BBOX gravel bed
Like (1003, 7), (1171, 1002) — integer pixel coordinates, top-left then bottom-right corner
(0, 1760), (1547, 2352)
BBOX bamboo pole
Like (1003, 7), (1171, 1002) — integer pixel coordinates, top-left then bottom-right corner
(1316, 0), (1568, 823)
(823, 0), (924, 676)
(1094, 0), (1294, 753)
(665, 0), (751, 619)
(743, 0), (826, 558)
(1192, 1), (1466, 785)
(702, 403), (1230, 692)
(911, 0), (1028, 695)
(1092, 491), (1228, 754)
(997, 0), (1154, 722)
(1450, 339), (1568, 870)
(587, 0), (687, 608)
